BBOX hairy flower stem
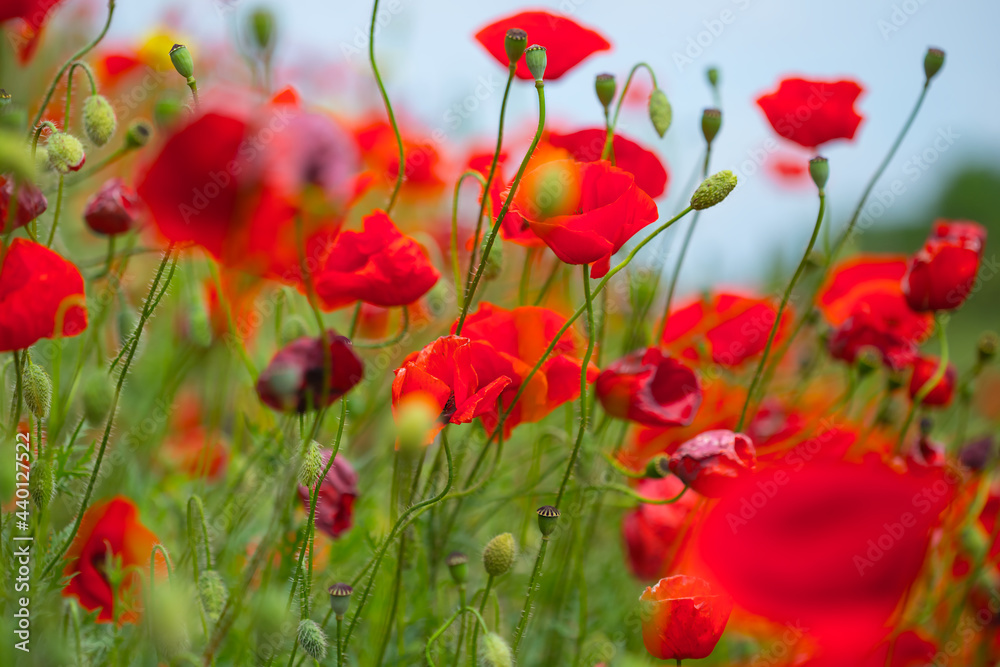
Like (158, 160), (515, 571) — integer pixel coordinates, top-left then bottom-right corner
(426, 607), (489, 667)
(736, 189), (827, 432)
(601, 62), (657, 161)
(369, 0), (405, 214)
(468, 574), (494, 665)
(450, 171), (488, 309)
(895, 315), (949, 454)
(511, 537), (549, 656)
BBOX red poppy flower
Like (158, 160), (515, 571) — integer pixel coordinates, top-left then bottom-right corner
(622, 475), (699, 579)
(699, 460), (952, 658)
(474, 11), (611, 81)
(908, 355), (956, 407)
(661, 291), (789, 367)
(297, 450), (358, 539)
(0, 238), (87, 352)
(511, 159), (658, 278)
(756, 77), (865, 148)
(818, 255), (911, 325)
(162, 425), (229, 479)
(765, 152), (811, 188)
(354, 119), (445, 195)
(452, 303), (598, 434)
(902, 220), (987, 312)
(0, 0), (65, 62)
(547, 129), (669, 198)
(392, 335), (513, 442)
(309, 210), (439, 310)
(668, 430), (757, 497)
(256, 331), (364, 413)
(639, 575), (733, 661)
(84, 178), (143, 236)
(62, 496), (166, 624)
(800, 630), (938, 667)
(1, 177), (47, 232)
(596, 348), (701, 427)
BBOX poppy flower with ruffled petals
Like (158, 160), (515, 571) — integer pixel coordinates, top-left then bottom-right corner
(84, 178), (143, 236)
(623, 475), (699, 579)
(256, 331), (364, 413)
(1, 177), (47, 232)
(547, 129), (669, 198)
(474, 11), (610, 81)
(297, 450), (358, 539)
(903, 220), (987, 312)
(699, 459), (952, 658)
(668, 429), (756, 497)
(818, 254), (912, 325)
(639, 575), (733, 661)
(62, 496), (166, 624)
(310, 210), (439, 310)
(392, 335), (513, 442)
(512, 159), (658, 278)
(597, 348), (701, 427)
(1, 0), (65, 62)
(453, 303), (598, 434)
(0, 238), (87, 352)
(908, 355), (956, 407)
(756, 77), (865, 148)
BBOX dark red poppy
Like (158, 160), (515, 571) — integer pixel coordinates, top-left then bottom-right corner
(0, 238), (87, 352)
(1, 177), (47, 232)
(756, 77), (865, 148)
(256, 331), (364, 413)
(452, 303), (598, 434)
(309, 210), (439, 310)
(661, 291), (789, 367)
(511, 159), (658, 278)
(668, 430), (756, 497)
(83, 178), (143, 236)
(596, 348), (700, 427)
(474, 11), (611, 81)
(699, 459), (952, 658)
(62, 496), (166, 624)
(902, 220), (987, 312)
(547, 129), (669, 198)
(908, 355), (956, 407)
(0, 0), (65, 62)
(622, 475), (698, 579)
(639, 575), (733, 661)
(297, 450), (358, 539)
(392, 335), (513, 442)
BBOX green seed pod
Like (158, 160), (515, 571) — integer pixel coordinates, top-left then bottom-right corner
(198, 570), (228, 624)
(690, 170), (737, 210)
(249, 7), (276, 53)
(169, 44), (195, 79)
(809, 156), (829, 190)
(978, 331), (998, 364)
(923, 47), (945, 82)
(644, 454), (670, 480)
(279, 315), (309, 346)
(445, 551), (468, 585)
(479, 236), (503, 281)
(479, 632), (513, 667)
(524, 45), (547, 82)
(701, 108), (721, 146)
(23, 362), (52, 419)
(482, 533), (516, 577)
(81, 369), (113, 426)
(82, 95), (117, 147)
(706, 66), (720, 89)
(298, 441), (323, 487)
(328, 582), (353, 618)
(46, 132), (86, 173)
(504, 28), (528, 66)
(648, 88), (672, 138)
(29, 459), (54, 512)
(296, 619), (328, 662)
(595, 73), (616, 111)
(125, 119), (152, 148)
(536, 505), (559, 537)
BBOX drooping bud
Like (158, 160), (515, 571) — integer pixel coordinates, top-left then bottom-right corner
(82, 95), (117, 146)
(706, 66), (720, 89)
(648, 88), (672, 138)
(701, 108), (721, 146)
(524, 45), (547, 82)
(29, 459), (54, 512)
(504, 28), (528, 66)
(482, 533), (516, 577)
(690, 170), (737, 210)
(23, 362), (52, 419)
(328, 583), (353, 618)
(595, 73), (616, 110)
(644, 454), (670, 479)
(84, 178), (142, 236)
(536, 505), (559, 537)
(197, 570), (228, 623)
(479, 632), (514, 667)
(249, 7), (276, 53)
(923, 47), (945, 83)
(125, 119), (153, 148)
(479, 235), (503, 281)
(445, 551), (469, 585)
(169, 44), (195, 79)
(978, 331), (998, 365)
(81, 369), (113, 425)
(296, 619), (328, 662)
(298, 440), (324, 487)
(46, 132), (86, 173)
(808, 156), (829, 190)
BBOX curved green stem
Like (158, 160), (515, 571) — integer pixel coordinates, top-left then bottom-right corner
(602, 62), (657, 161)
(63, 61), (98, 128)
(45, 174), (65, 247)
(895, 315), (949, 453)
(427, 606), (489, 667)
(590, 483), (688, 504)
(450, 170), (488, 308)
(369, 0), (404, 214)
(354, 306), (410, 349)
(450, 586), (467, 667)
(468, 574), (493, 665)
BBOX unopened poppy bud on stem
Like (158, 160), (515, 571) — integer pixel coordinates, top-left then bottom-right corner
(706, 66), (720, 89)
(924, 47), (945, 83)
(297, 619), (327, 662)
(504, 28), (527, 66)
(23, 361), (52, 418)
(524, 44), (547, 82)
(701, 108), (721, 146)
(480, 632), (514, 667)
(328, 582), (353, 618)
(47, 132), (86, 173)
(126, 119), (153, 149)
(483, 533), (516, 577)
(978, 331), (997, 364)
(29, 459), (53, 511)
(536, 505), (559, 537)
(644, 455), (670, 479)
(690, 170), (737, 210)
(198, 570), (227, 623)
(169, 44), (198, 100)
(809, 156), (829, 191)
(297, 440), (324, 487)
(445, 551), (468, 585)
(648, 88), (672, 138)
(479, 234), (503, 281)
(82, 369), (113, 425)
(249, 7), (276, 53)
(82, 95), (116, 147)
(595, 73), (616, 110)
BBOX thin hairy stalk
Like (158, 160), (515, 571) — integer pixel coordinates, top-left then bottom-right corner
(450, 170), (489, 308)
(602, 62), (657, 160)
(468, 574), (494, 665)
(426, 606), (489, 667)
(369, 0), (405, 213)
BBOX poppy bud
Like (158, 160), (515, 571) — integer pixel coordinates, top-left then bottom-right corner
(29, 459), (54, 512)
(84, 178), (142, 236)
(256, 331), (364, 413)
(81, 369), (113, 425)
(126, 119), (153, 148)
(524, 45), (547, 82)
(0, 178), (47, 231)
(479, 235), (503, 281)
(706, 66), (720, 89)
(154, 96), (184, 129)
(536, 505), (559, 537)
(924, 47), (945, 82)
(808, 155), (829, 190)
(479, 632), (513, 667)
(297, 440), (323, 487)
(908, 356), (956, 407)
(198, 569), (228, 623)
(855, 345), (881, 377)
(640, 575), (732, 661)
(169, 44), (195, 80)
(483, 533), (516, 577)
(445, 551), (469, 585)
(595, 73), (616, 110)
(668, 430), (756, 497)
(648, 88), (672, 138)
(23, 361), (52, 419)
(249, 7), (276, 53)
(296, 619), (328, 662)
(960, 436), (995, 472)
(328, 582), (353, 618)
(149, 585), (191, 658)
(504, 28), (528, 66)
(978, 331), (998, 364)
(902, 220), (986, 312)
(690, 170), (737, 210)
(701, 108), (721, 146)
(644, 455), (670, 479)
(82, 95), (116, 147)
(46, 132), (86, 173)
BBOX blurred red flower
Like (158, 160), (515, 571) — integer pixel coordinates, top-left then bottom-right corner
(354, 119), (445, 196)
(547, 129), (669, 198)
(512, 159), (658, 278)
(622, 475), (698, 579)
(309, 210), (439, 310)
(908, 355), (956, 407)
(668, 429), (757, 497)
(0, 238), (87, 352)
(1, 177), (47, 232)
(902, 220), (987, 312)
(297, 450), (358, 539)
(799, 630), (937, 667)
(62, 496), (166, 624)
(84, 178), (143, 236)
(639, 574), (733, 660)
(474, 11), (611, 81)
(700, 460), (952, 658)
(756, 77), (864, 148)
(0, 0), (65, 62)
(256, 332), (364, 413)
(596, 347), (701, 427)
